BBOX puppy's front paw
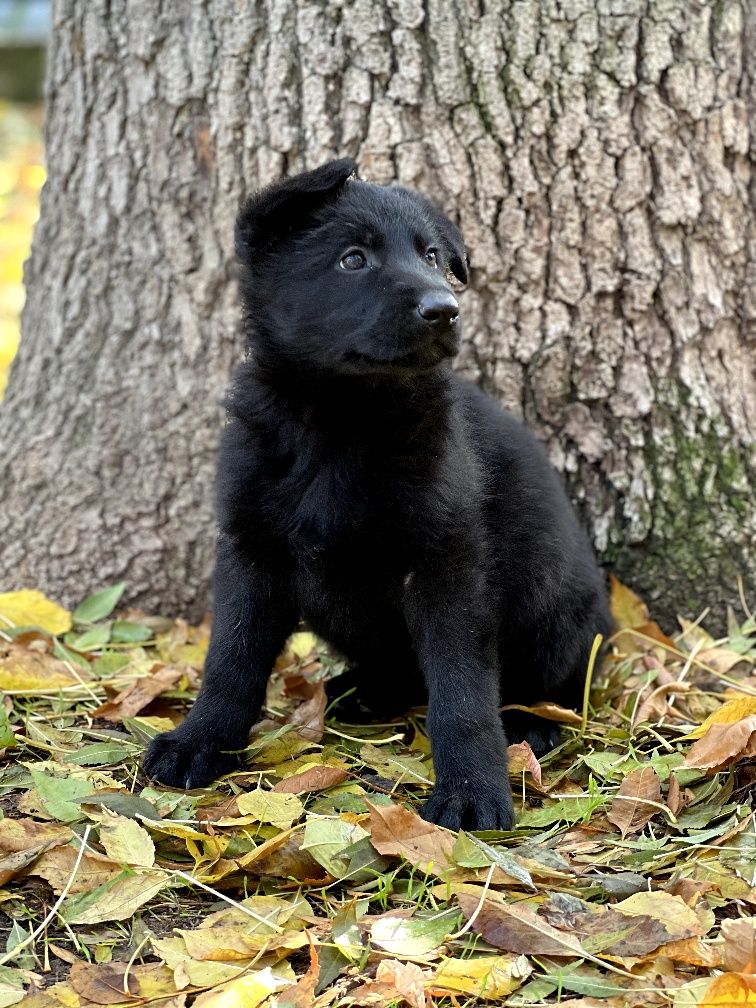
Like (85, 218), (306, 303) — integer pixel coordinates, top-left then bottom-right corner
(420, 778), (515, 831)
(142, 730), (242, 790)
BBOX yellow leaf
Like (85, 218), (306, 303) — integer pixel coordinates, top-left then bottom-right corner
(192, 965), (295, 1008)
(0, 646), (79, 692)
(61, 870), (166, 924)
(0, 590), (72, 634)
(609, 575), (648, 630)
(236, 788), (304, 830)
(614, 891), (703, 937)
(683, 696), (756, 740)
(289, 631), (317, 659)
(98, 812), (155, 868)
(700, 973), (756, 1006)
(433, 954), (532, 999)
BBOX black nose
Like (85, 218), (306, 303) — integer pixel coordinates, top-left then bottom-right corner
(417, 291), (459, 325)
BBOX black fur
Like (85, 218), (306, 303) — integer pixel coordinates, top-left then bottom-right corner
(143, 160), (612, 831)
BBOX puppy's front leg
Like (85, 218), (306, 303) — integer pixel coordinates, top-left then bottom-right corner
(405, 569), (514, 831)
(143, 534), (296, 789)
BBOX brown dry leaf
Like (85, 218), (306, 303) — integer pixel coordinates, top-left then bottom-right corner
(685, 717), (756, 770)
(367, 801), (456, 877)
(634, 682), (691, 726)
(502, 701), (582, 724)
(684, 696), (756, 739)
(287, 681), (327, 742)
(0, 644), (81, 692)
(666, 773), (682, 816)
(541, 899), (698, 958)
(69, 961), (139, 1004)
(507, 741), (542, 785)
(272, 764), (348, 795)
(238, 827), (327, 882)
(0, 817), (71, 854)
(699, 972), (756, 1006)
(698, 647), (749, 675)
(30, 844), (123, 895)
(721, 918), (756, 973)
(456, 891), (587, 957)
(0, 841), (62, 886)
(277, 942), (319, 1008)
(346, 960), (428, 1008)
(607, 767), (662, 837)
(626, 937), (723, 968)
(92, 664), (184, 720)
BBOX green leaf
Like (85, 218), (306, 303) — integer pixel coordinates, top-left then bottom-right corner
(110, 620), (152, 643)
(453, 832), (535, 890)
(65, 741), (134, 766)
(301, 819), (369, 878)
(371, 910), (458, 956)
(29, 771), (93, 823)
(91, 653), (131, 677)
(69, 623), (112, 651)
(518, 795), (607, 828)
(73, 583), (126, 624)
(540, 968), (629, 998)
(0, 708), (15, 750)
(74, 790), (162, 821)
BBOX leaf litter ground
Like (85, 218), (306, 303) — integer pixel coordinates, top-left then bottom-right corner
(0, 579), (754, 1008)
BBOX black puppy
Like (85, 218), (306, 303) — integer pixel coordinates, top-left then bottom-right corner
(143, 159), (611, 830)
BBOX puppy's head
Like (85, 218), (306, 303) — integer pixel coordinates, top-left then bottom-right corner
(236, 160), (468, 374)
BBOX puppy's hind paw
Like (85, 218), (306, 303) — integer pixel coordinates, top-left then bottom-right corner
(142, 730), (242, 790)
(420, 779), (515, 832)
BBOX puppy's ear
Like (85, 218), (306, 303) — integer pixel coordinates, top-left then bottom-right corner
(401, 190), (469, 285)
(236, 158), (356, 260)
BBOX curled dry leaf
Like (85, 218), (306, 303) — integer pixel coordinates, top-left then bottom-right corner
(507, 741), (542, 785)
(93, 664), (185, 720)
(346, 960), (428, 1008)
(699, 972), (756, 1006)
(684, 717), (756, 771)
(607, 767), (662, 837)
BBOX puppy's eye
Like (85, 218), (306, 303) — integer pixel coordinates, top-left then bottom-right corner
(425, 248), (438, 267)
(339, 251), (366, 271)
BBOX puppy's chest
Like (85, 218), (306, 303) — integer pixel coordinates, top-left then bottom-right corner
(274, 448), (427, 569)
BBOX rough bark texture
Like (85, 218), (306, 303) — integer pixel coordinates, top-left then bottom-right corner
(1, 0), (753, 627)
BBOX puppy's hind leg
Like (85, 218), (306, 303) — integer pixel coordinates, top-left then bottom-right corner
(143, 534), (296, 789)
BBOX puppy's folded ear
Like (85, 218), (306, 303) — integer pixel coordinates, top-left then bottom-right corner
(236, 158), (356, 261)
(400, 190), (469, 285)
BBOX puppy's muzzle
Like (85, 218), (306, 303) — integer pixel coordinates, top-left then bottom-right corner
(417, 291), (459, 327)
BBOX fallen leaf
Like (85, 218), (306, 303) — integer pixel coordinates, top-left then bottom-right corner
(348, 960), (428, 1008)
(721, 918), (756, 973)
(685, 717), (756, 771)
(300, 818), (369, 877)
(699, 972), (756, 1006)
(502, 701), (582, 724)
(73, 583), (125, 625)
(0, 590), (72, 635)
(277, 941), (319, 1007)
(236, 788), (304, 830)
(609, 575), (648, 629)
(506, 741), (542, 785)
(455, 891), (587, 957)
(614, 891), (704, 937)
(607, 767), (662, 837)
(684, 696), (756, 739)
(69, 961), (137, 1004)
(272, 764), (348, 794)
(367, 802), (456, 877)
(192, 964), (295, 1008)
(0, 644), (79, 692)
(30, 844), (122, 895)
(370, 912), (456, 956)
(97, 812), (155, 867)
(432, 953), (532, 999)
(60, 869), (167, 924)
(92, 665), (184, 720)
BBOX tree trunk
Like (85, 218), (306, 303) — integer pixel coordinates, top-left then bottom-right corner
(1, 0), (753, 627)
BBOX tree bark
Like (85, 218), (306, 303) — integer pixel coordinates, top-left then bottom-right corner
(1, 0), (753, 627)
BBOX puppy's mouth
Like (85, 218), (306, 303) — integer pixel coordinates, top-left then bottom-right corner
(342, 327), (459, 372)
